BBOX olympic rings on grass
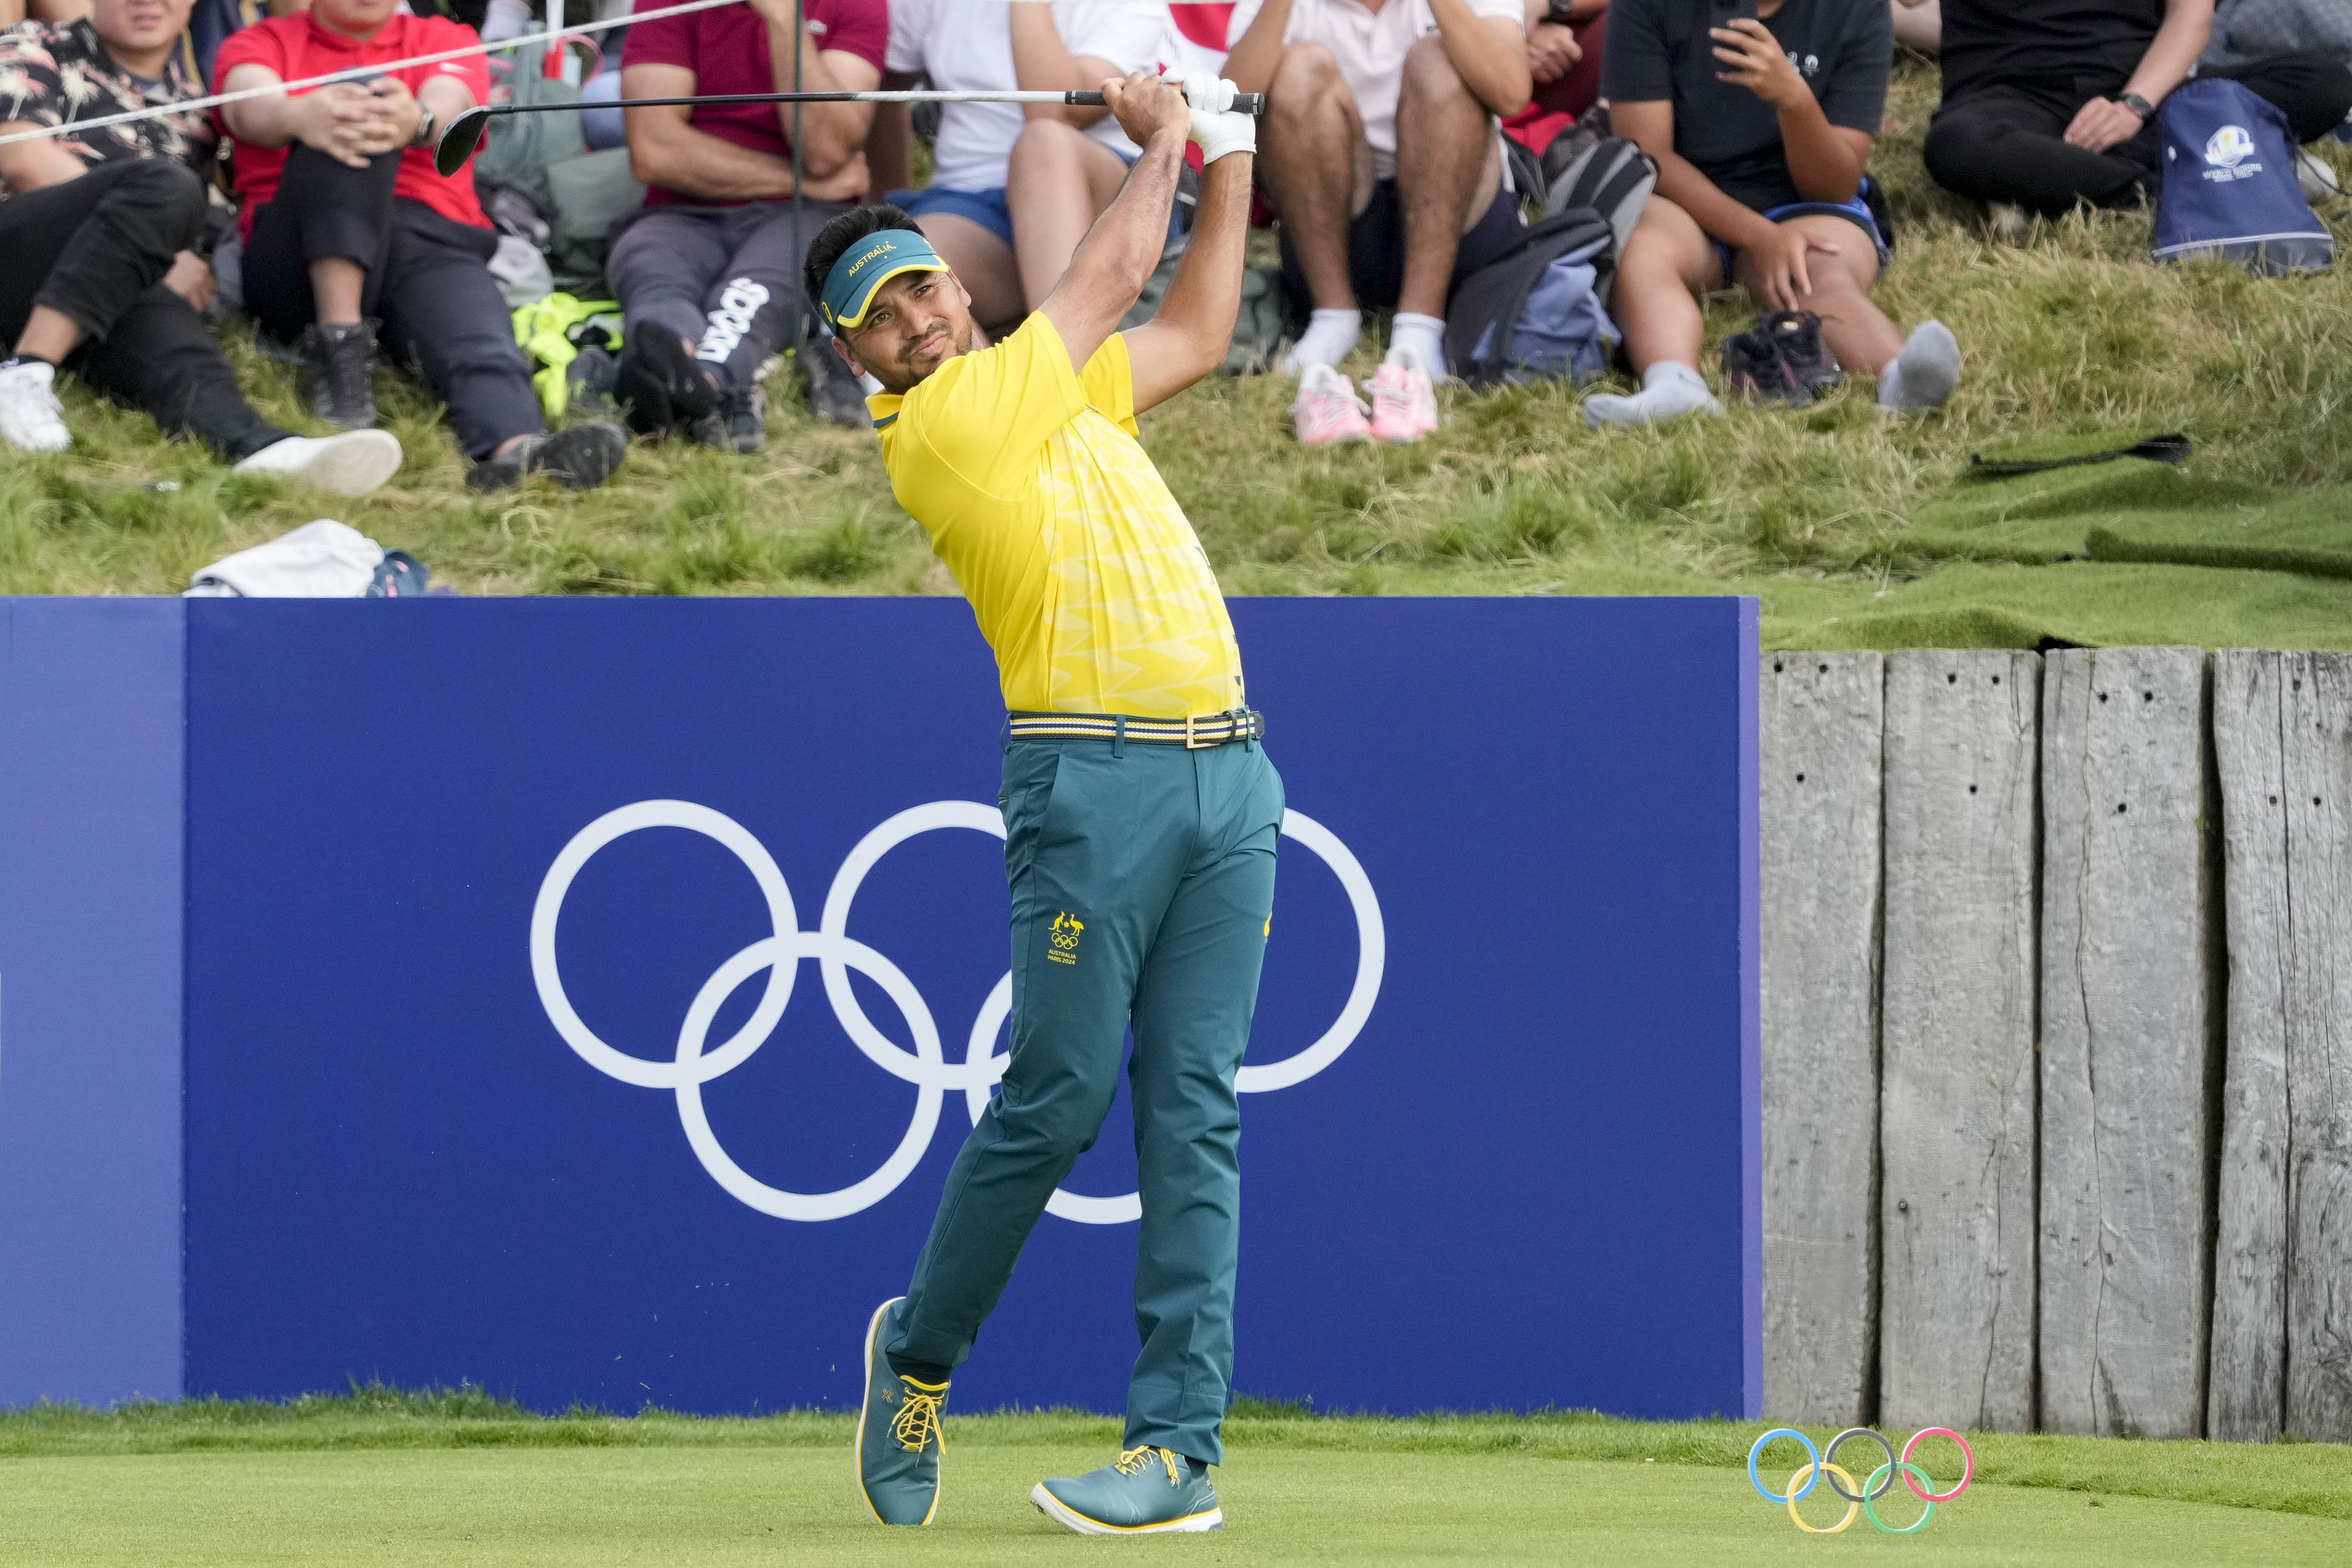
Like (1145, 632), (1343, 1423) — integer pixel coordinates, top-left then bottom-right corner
(1863, 1464), (1938, 1534)
(1786, 1464), (1861, 1534)
(1822, 1427), (1897, 1502)
(1746, 1428), (1821, 1504)
(1745, 1427), (1972, 1534)
(1900, 1427), (1975, 1501)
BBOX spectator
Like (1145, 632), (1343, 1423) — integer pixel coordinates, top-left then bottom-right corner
(0, 0), (402, 490)
(1921, 0), (2352, 222)
(610, 0), (887, 444)
(1223, 0), (1532, 446)
(1587, 0), (1960, 426)
(217, 0), (628, 491)
(1506, 0), (1607, 155)
(866, 0), (1170, 334)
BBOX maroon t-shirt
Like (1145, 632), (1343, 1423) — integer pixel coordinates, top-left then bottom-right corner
(622, 0), (888, 205)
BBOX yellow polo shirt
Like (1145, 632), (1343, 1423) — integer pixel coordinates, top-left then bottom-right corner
(870, 313), (1246, 720)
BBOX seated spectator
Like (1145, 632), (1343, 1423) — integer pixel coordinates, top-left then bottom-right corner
(866, 0), (1169, 334)
(216, 0), (627, 491)
(1588, 0), (1960, 426)
(1506, 0), (1608, 155)
(1223, 0), (1532, 446)
(1921, 0), (2352, 221)
(610, 0), (886, 444)
(0, 0), (401, 490)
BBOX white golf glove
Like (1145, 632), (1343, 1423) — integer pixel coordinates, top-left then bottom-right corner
(1170, 71), (1254, 165)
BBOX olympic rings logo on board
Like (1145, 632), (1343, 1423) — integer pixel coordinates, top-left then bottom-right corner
(529, 800), (1384, 1225)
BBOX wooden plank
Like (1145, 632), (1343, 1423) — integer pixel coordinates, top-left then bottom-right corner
(2038, 648), (2214, 1438)
(1760, 652), (1883, 1425)
(2209, 651), (2292, 1441)
(1879, 649), (2040, 1433)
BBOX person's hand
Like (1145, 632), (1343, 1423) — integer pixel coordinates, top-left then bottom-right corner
(2064, 95), (2145, 154)
(802, 151), (870, 201)
(162, 249), (215, 315)
(1101, 69), (1191, 150)
(295, 82), (390, 167)
(360, 77), (426, 151)
(1709, 18), (1808, 109)
(1171, 71), (1254, 165)
(1528, 20), (1581, 86)
(1748, 223), (1840, 309)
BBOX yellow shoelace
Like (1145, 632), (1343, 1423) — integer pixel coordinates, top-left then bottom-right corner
(1112, 1446), (1182, 1484)
(890, 1378), (947, 1452)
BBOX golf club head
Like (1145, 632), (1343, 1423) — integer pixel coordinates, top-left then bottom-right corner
(433, 105), (493, 177)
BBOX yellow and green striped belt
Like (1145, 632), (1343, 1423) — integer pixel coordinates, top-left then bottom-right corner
(1005, 709), (1266, 749)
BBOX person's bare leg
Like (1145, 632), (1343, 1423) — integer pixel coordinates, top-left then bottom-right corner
(13, 305), (86, 363)
(1260, 41), (1369, 309)
(1393, 35), (1501, 321)
(1891, 0), (1941, 54)
(1732, 215), (1902, 372)
(1584, 197), (1723, 426)
(917, 213), (1024, 334)
(1006, 120), (1132, 311)
(310, 258), (366, 325)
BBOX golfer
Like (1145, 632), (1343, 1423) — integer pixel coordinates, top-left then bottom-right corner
(806, 71), (1271, 1536)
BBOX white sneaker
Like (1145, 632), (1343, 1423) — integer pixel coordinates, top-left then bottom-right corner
(0, 358), (71, 452)
(2297, 148), (2342, 206)
(1985, 202), (2029, 243)
(233, 429), (404, 495)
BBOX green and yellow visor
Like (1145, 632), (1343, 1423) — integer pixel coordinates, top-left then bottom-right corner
(819, 229), (948, 331)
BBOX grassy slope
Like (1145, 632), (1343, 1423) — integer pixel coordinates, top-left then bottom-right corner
(3, 1395), (2350, 1565)
(6, 62), (2352, 648)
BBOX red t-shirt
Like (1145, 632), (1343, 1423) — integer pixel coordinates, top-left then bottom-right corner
(216, 12), (492, 241)
(621, 0), (888, 206)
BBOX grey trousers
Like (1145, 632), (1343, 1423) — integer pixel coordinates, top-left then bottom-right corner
(604, 198), (849, 387)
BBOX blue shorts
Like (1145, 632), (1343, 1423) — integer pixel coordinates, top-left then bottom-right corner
(1714, 192), (1891, 282)
(890, 184), (1013, 248)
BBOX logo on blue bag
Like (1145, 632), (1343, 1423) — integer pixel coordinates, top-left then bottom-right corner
(2204, 124), (2260, 179)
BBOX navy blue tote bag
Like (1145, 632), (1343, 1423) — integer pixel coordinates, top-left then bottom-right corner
(2153, 78), (2333, 274)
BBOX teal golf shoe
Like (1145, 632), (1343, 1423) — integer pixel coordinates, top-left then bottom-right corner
(1032, 1447), (1223, 1535)
(853, 1298), (948, 1526)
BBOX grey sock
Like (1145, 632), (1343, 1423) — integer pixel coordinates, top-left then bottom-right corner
(1879, 320), (1960, 410)
(1584, 361), (1721, 428)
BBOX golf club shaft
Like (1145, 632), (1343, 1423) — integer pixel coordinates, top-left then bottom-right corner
(480, 88), (1266, 113)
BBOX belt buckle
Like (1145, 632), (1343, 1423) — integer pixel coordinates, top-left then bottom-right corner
(1185, 712), (1210, 749)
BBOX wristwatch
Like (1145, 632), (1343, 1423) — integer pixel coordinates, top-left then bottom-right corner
(2119, 92), (2155, 120)
(410, 106), (437, 148)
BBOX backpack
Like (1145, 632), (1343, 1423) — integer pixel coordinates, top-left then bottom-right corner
(1541, 135), (1658, 270)
(1444, 207), (1621, 390)
(2152, 77), (2333, 273)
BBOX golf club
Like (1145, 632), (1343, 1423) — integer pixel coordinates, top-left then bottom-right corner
(433, 89), (1269, 177)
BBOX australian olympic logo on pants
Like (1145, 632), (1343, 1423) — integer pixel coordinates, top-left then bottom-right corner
(529, 800), (1384, 1225)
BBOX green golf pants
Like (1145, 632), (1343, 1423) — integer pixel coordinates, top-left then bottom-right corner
(886, 731), (1284, 1466)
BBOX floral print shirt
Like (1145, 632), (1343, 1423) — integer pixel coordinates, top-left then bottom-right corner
(0, 18), (215, 196)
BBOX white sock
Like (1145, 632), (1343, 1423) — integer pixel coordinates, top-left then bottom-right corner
(1583, 361), (1720, 428)
(1386, 312), (1447, 377)
(1879, 320), (1961, 410)
(1281, 308), (1363, 373)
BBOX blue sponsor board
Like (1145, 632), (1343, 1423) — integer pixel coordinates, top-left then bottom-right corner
(2, 596), (1758, 1422)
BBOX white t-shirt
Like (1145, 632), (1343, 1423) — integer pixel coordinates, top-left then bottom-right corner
(1225, 0), (1525, 180)
(887, 0), (1174, 193)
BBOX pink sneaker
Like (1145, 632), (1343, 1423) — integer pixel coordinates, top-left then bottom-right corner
(1291, 365), (1372, 446)
(1368, 350), (1439, 443)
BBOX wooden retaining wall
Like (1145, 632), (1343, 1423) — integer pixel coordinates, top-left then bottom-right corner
(1760, 648), (2350, 1444)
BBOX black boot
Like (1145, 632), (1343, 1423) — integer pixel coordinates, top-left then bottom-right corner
(691, 381), (767, 453)
(803, 329), (870, 428)
(613, 329), (718, 438)
(466, 421), (630, 492)
(301, 319), (380, 429)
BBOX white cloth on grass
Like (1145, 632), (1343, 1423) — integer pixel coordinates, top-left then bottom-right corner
(184, 519), (385, 598)
(884, 0), (1172, 192)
